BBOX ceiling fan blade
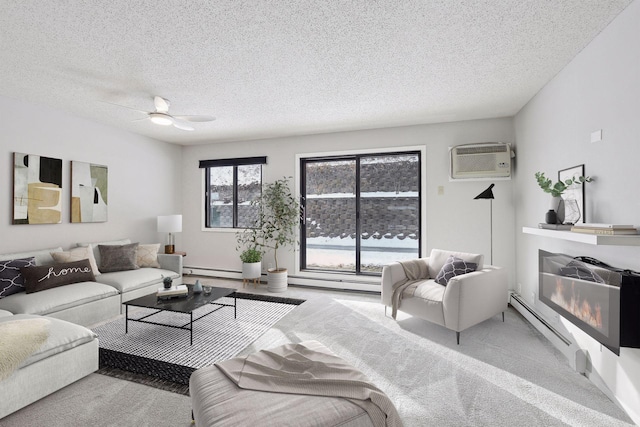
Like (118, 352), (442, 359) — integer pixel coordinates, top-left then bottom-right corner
(172, 120), (194, 131)
(131, 117), (149, 123)
(173, 114), (216, 122)
(154, 96), (170, 113)
(100, 100), (148, 114)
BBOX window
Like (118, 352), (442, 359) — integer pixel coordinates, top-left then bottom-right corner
(200, 157), (266, 228)
(300, 151), (421, 274)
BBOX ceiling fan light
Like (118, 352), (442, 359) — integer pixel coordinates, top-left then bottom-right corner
(149, 113), (173, 126)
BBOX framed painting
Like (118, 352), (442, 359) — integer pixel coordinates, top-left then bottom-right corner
(71, 161), (108, 223)
(13, 153), (63, 224)
(558, 164), (586, 224)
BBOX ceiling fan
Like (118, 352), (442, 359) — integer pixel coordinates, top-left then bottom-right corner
(105, 96), (215, 131)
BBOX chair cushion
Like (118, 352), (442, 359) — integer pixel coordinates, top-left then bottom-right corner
(434, 256), (477, 286)
(95, 268), (179, 293)
(0, 309), (14, 318)
(428, 249), (483, 278)
(0, 282), (118, 316)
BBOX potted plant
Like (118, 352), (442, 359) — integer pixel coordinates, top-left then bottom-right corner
(237, 177), (300, 292)
(535, 172), (592, 223)
(239, 247), (262, 288)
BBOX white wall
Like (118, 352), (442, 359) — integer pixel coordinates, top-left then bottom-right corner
(181, 118), (516, 287)
(0, 95), (182, 254)
(513, 0), (640, 422)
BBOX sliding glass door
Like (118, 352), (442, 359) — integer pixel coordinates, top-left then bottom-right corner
(301, 151), (421, 274)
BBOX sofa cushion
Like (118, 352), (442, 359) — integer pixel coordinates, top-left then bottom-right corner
(0, 317), (50, 380)
(434, 256), (477, 286)
(0, 282), (118, 316)
(51, 246), (100, 276)
(428, 249), (483, 279)
(0, 309), (13, 318)
(95, 268), (179, 294)
(21, 260), (96, 294)
(76, 239), (131, 269)
(412, 279), (447, 302)
(136, 243), (161, 268)
(98, 243), (139, 273)
(0, 314), (96, 370)
(0, 247), (63, 267)
(0, 257), (36, 298)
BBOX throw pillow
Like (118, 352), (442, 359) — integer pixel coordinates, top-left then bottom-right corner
(559, 260), (605, 283)
(50, 245), (101, 276)
(434, 255), (477, 286)
(136, 243), (161, 268)
(21, 259), (96, 294)
(0, 257), (36, 299)
(99, 243), (139, 273)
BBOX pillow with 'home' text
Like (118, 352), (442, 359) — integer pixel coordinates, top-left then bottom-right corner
(21, 259), (96, 293)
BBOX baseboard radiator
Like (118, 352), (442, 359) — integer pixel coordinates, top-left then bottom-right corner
(183, 266), (380, 293)
(509, 292), (571, 346)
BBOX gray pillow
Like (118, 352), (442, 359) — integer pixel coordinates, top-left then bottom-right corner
(0, 257), (36, 298)
(21, 259), (96, 293)
(434, 255), (477, 286)
(99, 243), (140, 273)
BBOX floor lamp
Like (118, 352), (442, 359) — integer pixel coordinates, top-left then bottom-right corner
(474, 183), (495, 265)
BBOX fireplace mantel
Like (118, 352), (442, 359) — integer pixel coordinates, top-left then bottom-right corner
(523, 227), (640, 246)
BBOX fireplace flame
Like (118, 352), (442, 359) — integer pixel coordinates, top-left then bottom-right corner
(551, 277), (604, 331)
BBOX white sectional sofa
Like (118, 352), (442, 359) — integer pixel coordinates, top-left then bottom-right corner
(0, 311), (98, 419)
(0, 239), (183, 419)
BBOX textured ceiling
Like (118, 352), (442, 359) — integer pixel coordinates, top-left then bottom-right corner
(0, 1), (633, 145)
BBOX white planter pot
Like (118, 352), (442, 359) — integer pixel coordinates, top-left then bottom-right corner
(242, 261), (261, 279)
(267, 268), (288, 293)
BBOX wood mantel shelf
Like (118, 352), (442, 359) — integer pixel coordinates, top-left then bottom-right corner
(522, 227), (640, 247)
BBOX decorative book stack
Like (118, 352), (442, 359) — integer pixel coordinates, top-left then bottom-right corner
(157, 284), (188, 299)
(571, 223), (638, 235)
(538, 223), (573, 230)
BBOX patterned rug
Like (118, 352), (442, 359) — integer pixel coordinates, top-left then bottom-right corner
(94, 293), (304, 395)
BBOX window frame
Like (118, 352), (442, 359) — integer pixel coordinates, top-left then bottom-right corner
(299, 150), (422, 276)
(200, 156), (266, 230)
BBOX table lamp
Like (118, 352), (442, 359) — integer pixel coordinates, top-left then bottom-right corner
(157, 214), (182, 254)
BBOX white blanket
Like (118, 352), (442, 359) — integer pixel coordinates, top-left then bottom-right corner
(0, 318), (50, 381)
(391, 259), (430, 319)
(215, 340), (402, 427)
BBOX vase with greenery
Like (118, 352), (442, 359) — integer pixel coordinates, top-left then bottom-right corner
(236, 177), (300, 292)
(535, 171), (592, 223)
(534, 172), (592, 197)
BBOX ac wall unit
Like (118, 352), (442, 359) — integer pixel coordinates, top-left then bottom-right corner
(449, 142), (513, 181)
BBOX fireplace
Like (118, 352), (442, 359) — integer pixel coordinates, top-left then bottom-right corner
(538, 250), (640, 355)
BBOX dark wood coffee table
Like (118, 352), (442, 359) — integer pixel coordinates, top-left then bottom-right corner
(124, 284), (236, 345)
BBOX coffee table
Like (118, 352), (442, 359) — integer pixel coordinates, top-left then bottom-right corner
(124, 285), (236, 345)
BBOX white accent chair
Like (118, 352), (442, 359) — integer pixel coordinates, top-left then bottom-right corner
(381, 249), (508, 344)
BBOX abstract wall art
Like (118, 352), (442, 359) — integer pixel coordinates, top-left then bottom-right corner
(13, 153), (63, 224)
(71, 161), (108, 223)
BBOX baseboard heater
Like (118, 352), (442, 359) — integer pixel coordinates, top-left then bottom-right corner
(510, 292), (571, 346)
(183, 265), (380, 292)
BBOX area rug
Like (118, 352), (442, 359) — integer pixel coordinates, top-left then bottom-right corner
(94, 293), (304, 395)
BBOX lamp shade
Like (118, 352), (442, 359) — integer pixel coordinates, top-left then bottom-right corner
(157, 215), (182, 233)
(474, 183), (495, 200)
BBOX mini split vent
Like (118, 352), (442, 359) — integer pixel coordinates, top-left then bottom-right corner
(449, 142), (514, 181)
